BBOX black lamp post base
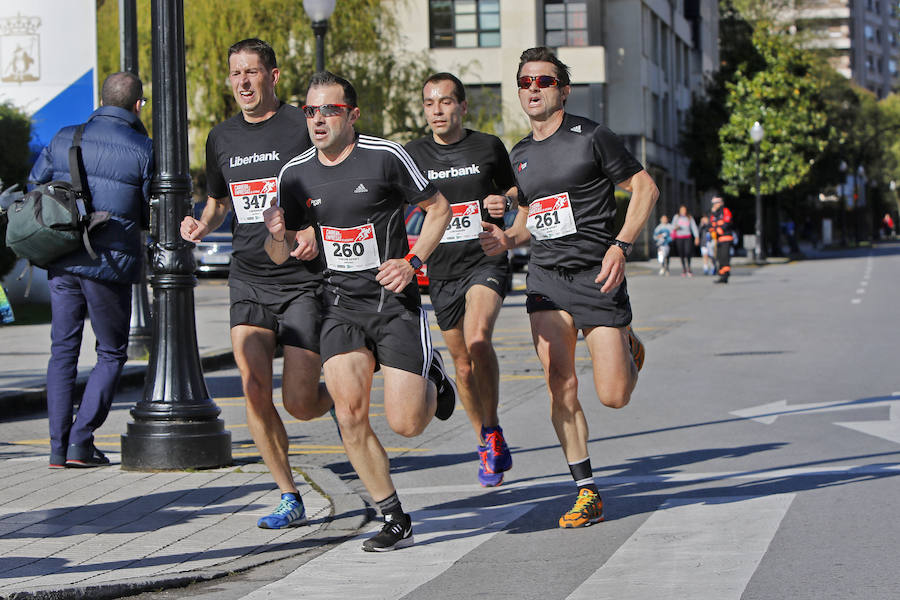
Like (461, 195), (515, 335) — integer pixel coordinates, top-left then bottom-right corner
(121, 419), (232, 471)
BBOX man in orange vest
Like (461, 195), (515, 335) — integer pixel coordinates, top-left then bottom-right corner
(710, 195), (734, 284)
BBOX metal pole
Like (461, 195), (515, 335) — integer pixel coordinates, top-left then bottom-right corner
(755, 142), (766, 262)
(312, 20), (328, 72)
(121, 0), (231, 470)
(120, 0), (153, 360)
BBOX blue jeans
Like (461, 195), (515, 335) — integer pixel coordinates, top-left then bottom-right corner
(47, 272), (131, 458)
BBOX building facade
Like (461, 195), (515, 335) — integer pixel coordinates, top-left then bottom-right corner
(393, 0), (720, 246)
(795, 0), (900, 98)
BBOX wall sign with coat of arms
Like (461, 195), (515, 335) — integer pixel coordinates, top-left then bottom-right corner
(1, 13), (40, 84)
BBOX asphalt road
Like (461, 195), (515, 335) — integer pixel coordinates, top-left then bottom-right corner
(6, 244), (900, 599)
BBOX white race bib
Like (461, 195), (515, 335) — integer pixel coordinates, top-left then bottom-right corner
(526, 192), (577, 240)
(229, 177), (277, 224)
(321, 223), (381, 271)
(440, 200), (482, 243)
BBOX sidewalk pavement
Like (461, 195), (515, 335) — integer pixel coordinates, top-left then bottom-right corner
(0, 248), (787, 599)
(0, 278), (368, 599)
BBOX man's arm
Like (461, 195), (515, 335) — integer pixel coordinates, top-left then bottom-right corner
(180, 196), (229, 242)
(595, 169), (658, 292)
(479, 204), (530, 256)
(262, 199), (318, 264)
(375, 190), (452, 293)
(483, 186), (518, 219)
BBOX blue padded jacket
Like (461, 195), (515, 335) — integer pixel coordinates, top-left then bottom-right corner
(28, 106), (154, 284)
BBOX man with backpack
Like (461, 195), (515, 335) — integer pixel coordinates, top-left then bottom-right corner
(28, 71), (154, 468)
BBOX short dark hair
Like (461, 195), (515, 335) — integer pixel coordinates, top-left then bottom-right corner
(100, 71), (143, 110)
(228, 38), (278, 72)
(423, 72), (466, 103)
(516, 47), (571, 87)
(308, 71), (358, 108)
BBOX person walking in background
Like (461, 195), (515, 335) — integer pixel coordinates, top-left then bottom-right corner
(30, 72), (154, 468)
(653, 215), (672, 276)
(670, 205), (699, 277)
(698, 215), (714, 275)
(882, 212), (895, 239)
(710, 195), (734, 284)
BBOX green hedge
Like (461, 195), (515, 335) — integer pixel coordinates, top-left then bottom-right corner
(0, 102), (32, 280)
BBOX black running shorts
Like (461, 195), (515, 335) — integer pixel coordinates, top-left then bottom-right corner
(525, 263), (632, 330)
(428, 263), (510, 331)
(229, 277), (322, 352)
(319, 303), (433, 376)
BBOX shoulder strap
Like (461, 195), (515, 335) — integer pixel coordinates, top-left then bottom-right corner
(67, 124), (93, 214)
(67, 123), (100, 260)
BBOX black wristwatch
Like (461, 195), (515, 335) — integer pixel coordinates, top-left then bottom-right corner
(404, 253), (424, 272)
(613, 239), (633, 256)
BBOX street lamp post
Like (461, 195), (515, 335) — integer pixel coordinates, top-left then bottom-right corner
(750, 121), (765, 262)
(119, 0), (153, 360)
(120, 0), (231, 470)
(303, 0), (337, 72)
(839, 160), (848, 246)
(854, 165), (865, 244)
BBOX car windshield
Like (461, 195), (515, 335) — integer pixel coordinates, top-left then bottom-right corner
(405, 207), (424, 235)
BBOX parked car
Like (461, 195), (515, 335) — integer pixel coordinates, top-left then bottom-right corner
(404, 206), (430, 291)
(191, 205), (233, 276)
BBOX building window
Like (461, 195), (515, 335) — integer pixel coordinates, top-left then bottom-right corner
(889, 59), (898, 75)
(430, 0), (500, 48)
(544, 1), (589, 47)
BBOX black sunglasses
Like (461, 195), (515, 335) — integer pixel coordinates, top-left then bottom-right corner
(517, 75), (560, 89)
(302, 103), (350, 118)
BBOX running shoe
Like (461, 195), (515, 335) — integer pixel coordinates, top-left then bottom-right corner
(329, 405), (342, 441)
(558, 488), (604, 528)
(477, 445), (503, 487)
(429, 349), (458, 421)
(625, 325), (645, 372)
(257, 493), (307, 529)
(481, 426), (512, 474)
(362, 512), (414, 552)
(49, 453), (66, 469)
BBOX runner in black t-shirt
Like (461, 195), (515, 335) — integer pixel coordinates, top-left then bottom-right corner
(405, 73), (516, 488)
(180, 39), (333, 530)
(480, 47), (659, 529)
(263, 72), (458, 553)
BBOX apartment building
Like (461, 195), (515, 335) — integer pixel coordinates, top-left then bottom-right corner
(795, 0), (899, 98)
(393, 0), (719, 227)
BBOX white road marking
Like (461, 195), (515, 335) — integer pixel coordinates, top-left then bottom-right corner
(856, 288), (865, 294)
(565, 494), (796, 600)
(852, 298), (862, 304)
(239, 504), (535, 600)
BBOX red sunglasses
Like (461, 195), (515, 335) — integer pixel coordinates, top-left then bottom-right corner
(302, 103), (351, 118)
(517, 75), (560, 89)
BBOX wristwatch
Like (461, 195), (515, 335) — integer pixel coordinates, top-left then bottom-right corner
(613, 239), (633, 256)
(404, 253), (424, 272)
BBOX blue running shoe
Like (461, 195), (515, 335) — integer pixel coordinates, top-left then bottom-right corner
(477, 445), (504, 487)
(481, 426), (512, 474)
(257, 493), (307, 529)
(330, 406), (342, 441)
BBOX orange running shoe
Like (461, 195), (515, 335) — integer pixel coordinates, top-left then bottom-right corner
(558, 488), (604, 528)
(626, 325), (645, 371)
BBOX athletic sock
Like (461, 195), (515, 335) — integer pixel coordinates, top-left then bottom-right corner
(375, 491), (404, 521)
(568, 457), (599, 494)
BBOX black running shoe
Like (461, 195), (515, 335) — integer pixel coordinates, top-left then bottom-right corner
(429, 349), (458, 421)
(65, 444), (110, 468)
(362, 513), (414, 552)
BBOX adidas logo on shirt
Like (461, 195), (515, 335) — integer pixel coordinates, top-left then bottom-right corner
(570, 125), (582, 134)
(354, 183), (368, 193)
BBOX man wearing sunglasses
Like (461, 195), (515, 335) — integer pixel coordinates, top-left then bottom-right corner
(180, 39), (333, 530)
(480, 47), (659, 529)
(404, 73), (517, 488)
(264, 71), (458, 552)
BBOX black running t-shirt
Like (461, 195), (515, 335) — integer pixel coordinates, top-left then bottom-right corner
(509, 113), (643, 271)
(206, 102), (323, 284)
(405, 130), (514, 280)
(279, 134), (439, 313)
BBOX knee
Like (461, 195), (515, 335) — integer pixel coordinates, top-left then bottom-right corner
(282, 382), (320, 421)
(386, 413), (424, 438)
(466, 334), (493, 363)
(597, 386), (631, 409)
(333, 403), (370, 441)
(452, 354), (473, 382)
(546, 369), (578, 402)
(242, 373), (271, 408)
